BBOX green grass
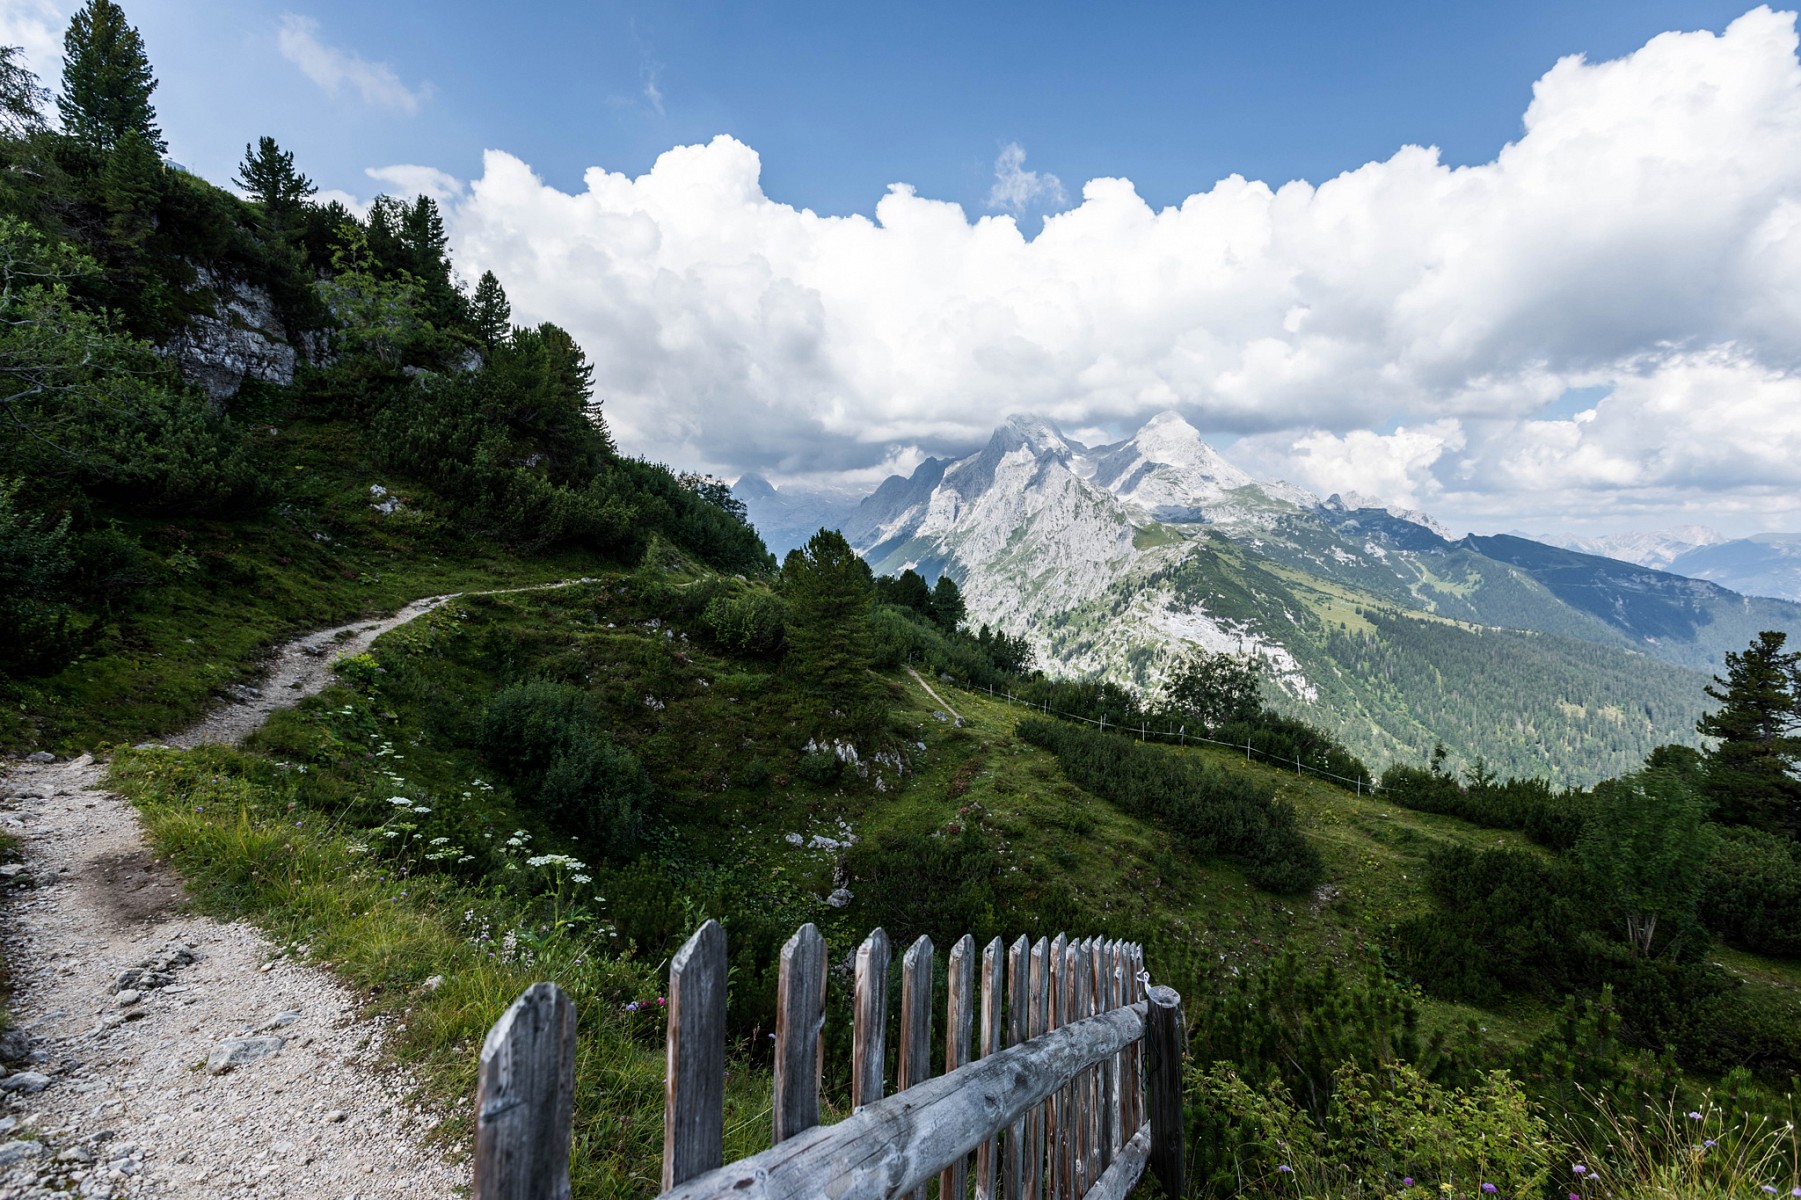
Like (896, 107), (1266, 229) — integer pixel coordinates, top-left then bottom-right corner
(107, 744), (776, 1196)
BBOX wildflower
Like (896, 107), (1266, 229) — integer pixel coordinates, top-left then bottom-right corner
(387, 796), (412, 806)
(1761, 1188), (1776, 1196)
(1688, 1111), (1704, 1121)
(1402, 1180), (1415, 1189)
(1572, 1166), (1587, 1177)
(571, 874), (591, 884)
(1482, 1186), (1496, 1195)
(1705, 1140), (1717, 1148)
(1276, 1165), (1292, 1174)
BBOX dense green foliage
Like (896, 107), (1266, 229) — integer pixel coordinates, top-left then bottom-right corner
(1162, 647), (1263, 729)
(478, 680), (651, 859)
(1016, 716), (1322, 892)
(1380, 757), (1589, 849)
(1701, 827), (1801, 957)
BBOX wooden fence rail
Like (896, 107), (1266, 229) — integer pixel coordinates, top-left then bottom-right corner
(473, 921), (1184, 1200)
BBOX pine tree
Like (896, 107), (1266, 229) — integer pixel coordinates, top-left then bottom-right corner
(1696, 630), (1801, 833)
(1576, 765), (1712, 957)
(875, 568), (930, 615)
(57, 0), (164, 152)
(98, 126), (161, 250)
(402, 195), (450, 284)
(471, 270), (510, 347)
(0, 46), (48, 139)
(783, 528), (879, 734)
(1162, 648), (1264, 730)
(235, 136), (314, 221)
(929, 573), (965, 630)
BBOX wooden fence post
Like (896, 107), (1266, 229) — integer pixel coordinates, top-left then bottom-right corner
(975, 937), (1005, 1200)
(664, 920), (727, 1192)
(1145, 985), (1186, 1200)
(1059, 939), (1079, 1200)
(942, 935), (976, 1200)
(901, 935), (936, 1200)
(1027, 937), (1050, 1200)
(853, 929), (892, 1113)
(773, 923), (826, 1145)
(473, 982), (576, 1200)
(1004, 935), (1029, 1200)
(1049, 932), (1069, 1200)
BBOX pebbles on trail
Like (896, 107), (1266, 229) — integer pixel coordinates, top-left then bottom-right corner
(0, 586), (602, 1199)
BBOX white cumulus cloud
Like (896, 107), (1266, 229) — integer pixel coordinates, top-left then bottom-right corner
(429, 6), (1801, 534)
(278, 13), (427, 114)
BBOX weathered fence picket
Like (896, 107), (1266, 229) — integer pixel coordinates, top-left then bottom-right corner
(900, 936), (935, 1200)
(773, 923), (826, 1145)
(942, 935), (975, 1200)
(472, 924), (1181, 1200)
(1005, 934), (1029, 1200)
(473, 982), (576, 1200)
(853, 928), (891, 1112)
(976, 936), (1004, 1200)
(663, 920), (726, 1192)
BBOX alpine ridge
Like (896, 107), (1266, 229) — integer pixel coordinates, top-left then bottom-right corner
(812, 412), (1801, 783)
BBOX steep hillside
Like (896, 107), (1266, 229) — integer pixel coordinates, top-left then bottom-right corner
(99, 565), (1801, 1197)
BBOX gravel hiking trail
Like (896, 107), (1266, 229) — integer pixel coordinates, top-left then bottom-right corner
(0, 579), (591, 1200)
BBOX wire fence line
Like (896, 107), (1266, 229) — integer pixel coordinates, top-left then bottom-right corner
(947, 678), (1383, 796)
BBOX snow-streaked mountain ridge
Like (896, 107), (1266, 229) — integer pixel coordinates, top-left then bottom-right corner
(844, 411), (1404, 701)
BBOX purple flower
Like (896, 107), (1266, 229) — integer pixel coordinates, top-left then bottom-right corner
(1277, 1165), (1292, 1174)
(1482, 1186), (1497, 1195)
(1402, 1179), (1415, 1188)
(1572, 1166), (1587, 1176)
(1570, 1194), (1581, 1200)
(1705, 1140), (1717, 1148)
(1761, 1188), (1777, 1196)
(1688, 1111), (1704, 1120)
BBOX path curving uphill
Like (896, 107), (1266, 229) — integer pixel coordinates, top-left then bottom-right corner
(0, 578), (592, 1199)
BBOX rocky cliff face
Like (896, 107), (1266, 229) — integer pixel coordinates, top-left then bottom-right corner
(845, 412), (1327, 698)
(159, 268), (298, 403)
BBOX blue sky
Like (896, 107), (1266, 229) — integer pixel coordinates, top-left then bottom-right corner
(67, 0), (1759, 217)
(8, 1), (1801, 537)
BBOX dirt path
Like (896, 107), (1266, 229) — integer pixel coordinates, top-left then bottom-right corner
(904, 666), (966, 725)
(0, 578), (591, 1199)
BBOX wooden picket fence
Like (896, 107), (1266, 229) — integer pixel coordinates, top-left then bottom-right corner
(471, 920), (1186, 1200)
